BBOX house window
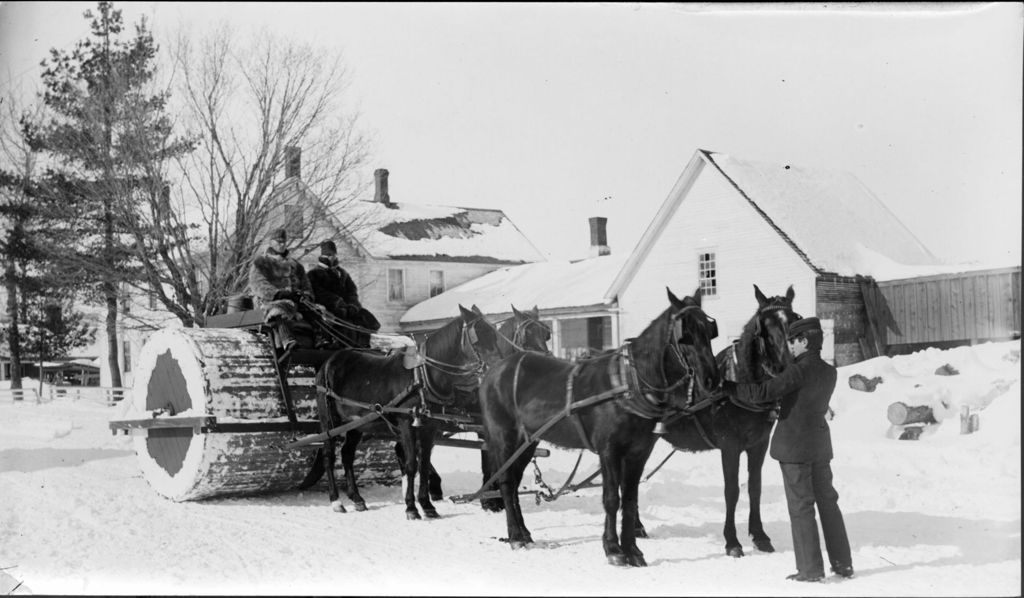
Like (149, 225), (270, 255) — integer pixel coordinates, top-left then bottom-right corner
(698, 251), (717, 297)
(148, 289), (159, 310)
(284, 204), (304, 238)
(122, 340), (132, 373)
(120, 288), (131, 314)
(559, 316), (612, 361)
(387, 268), (405, 302)
(429, 270), (445, 297)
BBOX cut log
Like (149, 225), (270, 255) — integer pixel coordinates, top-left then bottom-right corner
(122, 327), (397, 501)
(887, 401), (938, 426)
(849, 374), (883, 392)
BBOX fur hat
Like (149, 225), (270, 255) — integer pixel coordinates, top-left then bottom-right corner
(269, 228), (288, 243)
(788, 316), (821, 340)
(320, 240), (338, 254)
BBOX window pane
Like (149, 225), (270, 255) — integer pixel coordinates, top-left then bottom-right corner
(388, 269), (405, 301)
(429, 270), (445, 297)
(698, 251), (717, 296)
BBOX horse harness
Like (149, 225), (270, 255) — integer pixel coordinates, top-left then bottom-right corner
(310, 318), (492, 442)
(466, 306), (706, 502)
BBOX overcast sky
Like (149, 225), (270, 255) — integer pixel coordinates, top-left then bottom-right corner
(1, 2), (1021, 264)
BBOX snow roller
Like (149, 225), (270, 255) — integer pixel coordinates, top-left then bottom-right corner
(109, 320), (400, 502)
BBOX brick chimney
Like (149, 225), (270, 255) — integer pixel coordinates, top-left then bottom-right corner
(374, 168), (395, 208)
(589, 216), (610, 257)
(285, 146), (301, 179)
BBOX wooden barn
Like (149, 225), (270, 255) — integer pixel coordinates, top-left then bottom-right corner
(877, 265), (1021, 354)
(265, 152), (547, 332)
(608, 149), (941, 366)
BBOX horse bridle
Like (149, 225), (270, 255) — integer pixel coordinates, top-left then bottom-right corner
(755, 303), (791, 379)
(496, 313), (552, 354)
(417, 316), (493, 404)
(629, 304), (717, 404)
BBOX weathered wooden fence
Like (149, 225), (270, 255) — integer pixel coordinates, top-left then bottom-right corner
(877, 266), (1021, 349)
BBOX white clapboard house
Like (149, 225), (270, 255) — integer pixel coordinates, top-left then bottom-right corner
(405, 149), (941, 366)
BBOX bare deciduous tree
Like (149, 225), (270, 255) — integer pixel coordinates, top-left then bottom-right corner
(170, 25), (372, 322)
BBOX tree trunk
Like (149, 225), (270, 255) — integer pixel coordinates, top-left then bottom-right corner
(105, 285), (122, 388)
(4, 258), (23, 393)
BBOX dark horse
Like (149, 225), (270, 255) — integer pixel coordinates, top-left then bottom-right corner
(655, 284), (796, 557)
(478, 288), (720, 566)
(311, 305), (502, 519)
(420, 304), (552, 507)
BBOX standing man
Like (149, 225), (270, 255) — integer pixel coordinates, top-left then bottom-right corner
(249, 228), (315, 355)
(728, 316), (854, 582)
(307, 240), (380, 348)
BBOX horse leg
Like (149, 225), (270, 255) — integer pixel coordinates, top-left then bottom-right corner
(398, 441), (444, 502)
(720, 446), (744, 557)
(746, 440), (774, 552)
(417, 426), (440, 519)
(397, 422), (421, 520)
(323, 436), (346, 513)
(620, 450), (652, 567)
(341, 429), (367, 511)
(501, 445), (536, 547)
(600, 453), (627, 566)
(315, 389), (345, 512)
(479, 433), (504, 512)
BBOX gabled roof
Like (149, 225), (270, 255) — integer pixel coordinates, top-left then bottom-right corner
(271, 177), (546, 264)
(400, 253), (626, 325)
(609, 149), (939, 297)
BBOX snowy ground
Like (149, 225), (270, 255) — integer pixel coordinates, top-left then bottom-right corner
(1, 341), (1020, 596)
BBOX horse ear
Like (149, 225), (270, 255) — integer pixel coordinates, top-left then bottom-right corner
(511, 305), (522, 316)
(666, 287), (682, 308)
(471, 304), (484, 316)
(785, 285), (795, 303)
(458, 304), (475, 320)
(531, 305), (540, 318)
(754, 284), (768, 306)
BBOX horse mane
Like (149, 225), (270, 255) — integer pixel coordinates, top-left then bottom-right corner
(627, 306), (674, 386)
(423, 314), (465, 360)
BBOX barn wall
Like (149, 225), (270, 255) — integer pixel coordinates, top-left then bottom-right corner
(877, 267), (1021, 347)
(618, 158), (818, 355)
(815, 275), (867, 366)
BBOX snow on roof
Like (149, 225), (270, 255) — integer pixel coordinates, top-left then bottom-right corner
(401, 253), (627, 324)
(343, 200), (546, 263)
(859, 244), (1021, 282)
(706, 151), (938, 276)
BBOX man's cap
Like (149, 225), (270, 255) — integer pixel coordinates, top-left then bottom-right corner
(788, 316), (821, 339)
(269, 228), (288, 242)
(320, 240), (338, 254)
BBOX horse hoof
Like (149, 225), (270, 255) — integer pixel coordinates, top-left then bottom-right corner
(481, 499), (505, 513)
(754, 539), (775, 553)
(331, 500), (346, 513)
(726, 546), (745, 558)
(607, 554), (628, 567)
(627, 555), (648, 567)
(424, 509), (440, 519)
(635, 526), (648, 539)
(406, 511), (421, 520)
(430, 492), (444, 502)
(354, 502), (367, 512)
(509, 540), (530, 550)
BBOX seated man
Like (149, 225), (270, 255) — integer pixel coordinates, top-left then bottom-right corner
(307, 240), (380, 348)
(248, 227), (316, 355)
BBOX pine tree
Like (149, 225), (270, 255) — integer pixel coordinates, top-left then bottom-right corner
(34, 2), (192, 386)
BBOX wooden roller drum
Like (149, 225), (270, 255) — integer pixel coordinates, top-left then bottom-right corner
(119, 327), (398, 501)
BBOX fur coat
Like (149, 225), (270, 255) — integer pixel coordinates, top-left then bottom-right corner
(249, 249), (312, 321)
